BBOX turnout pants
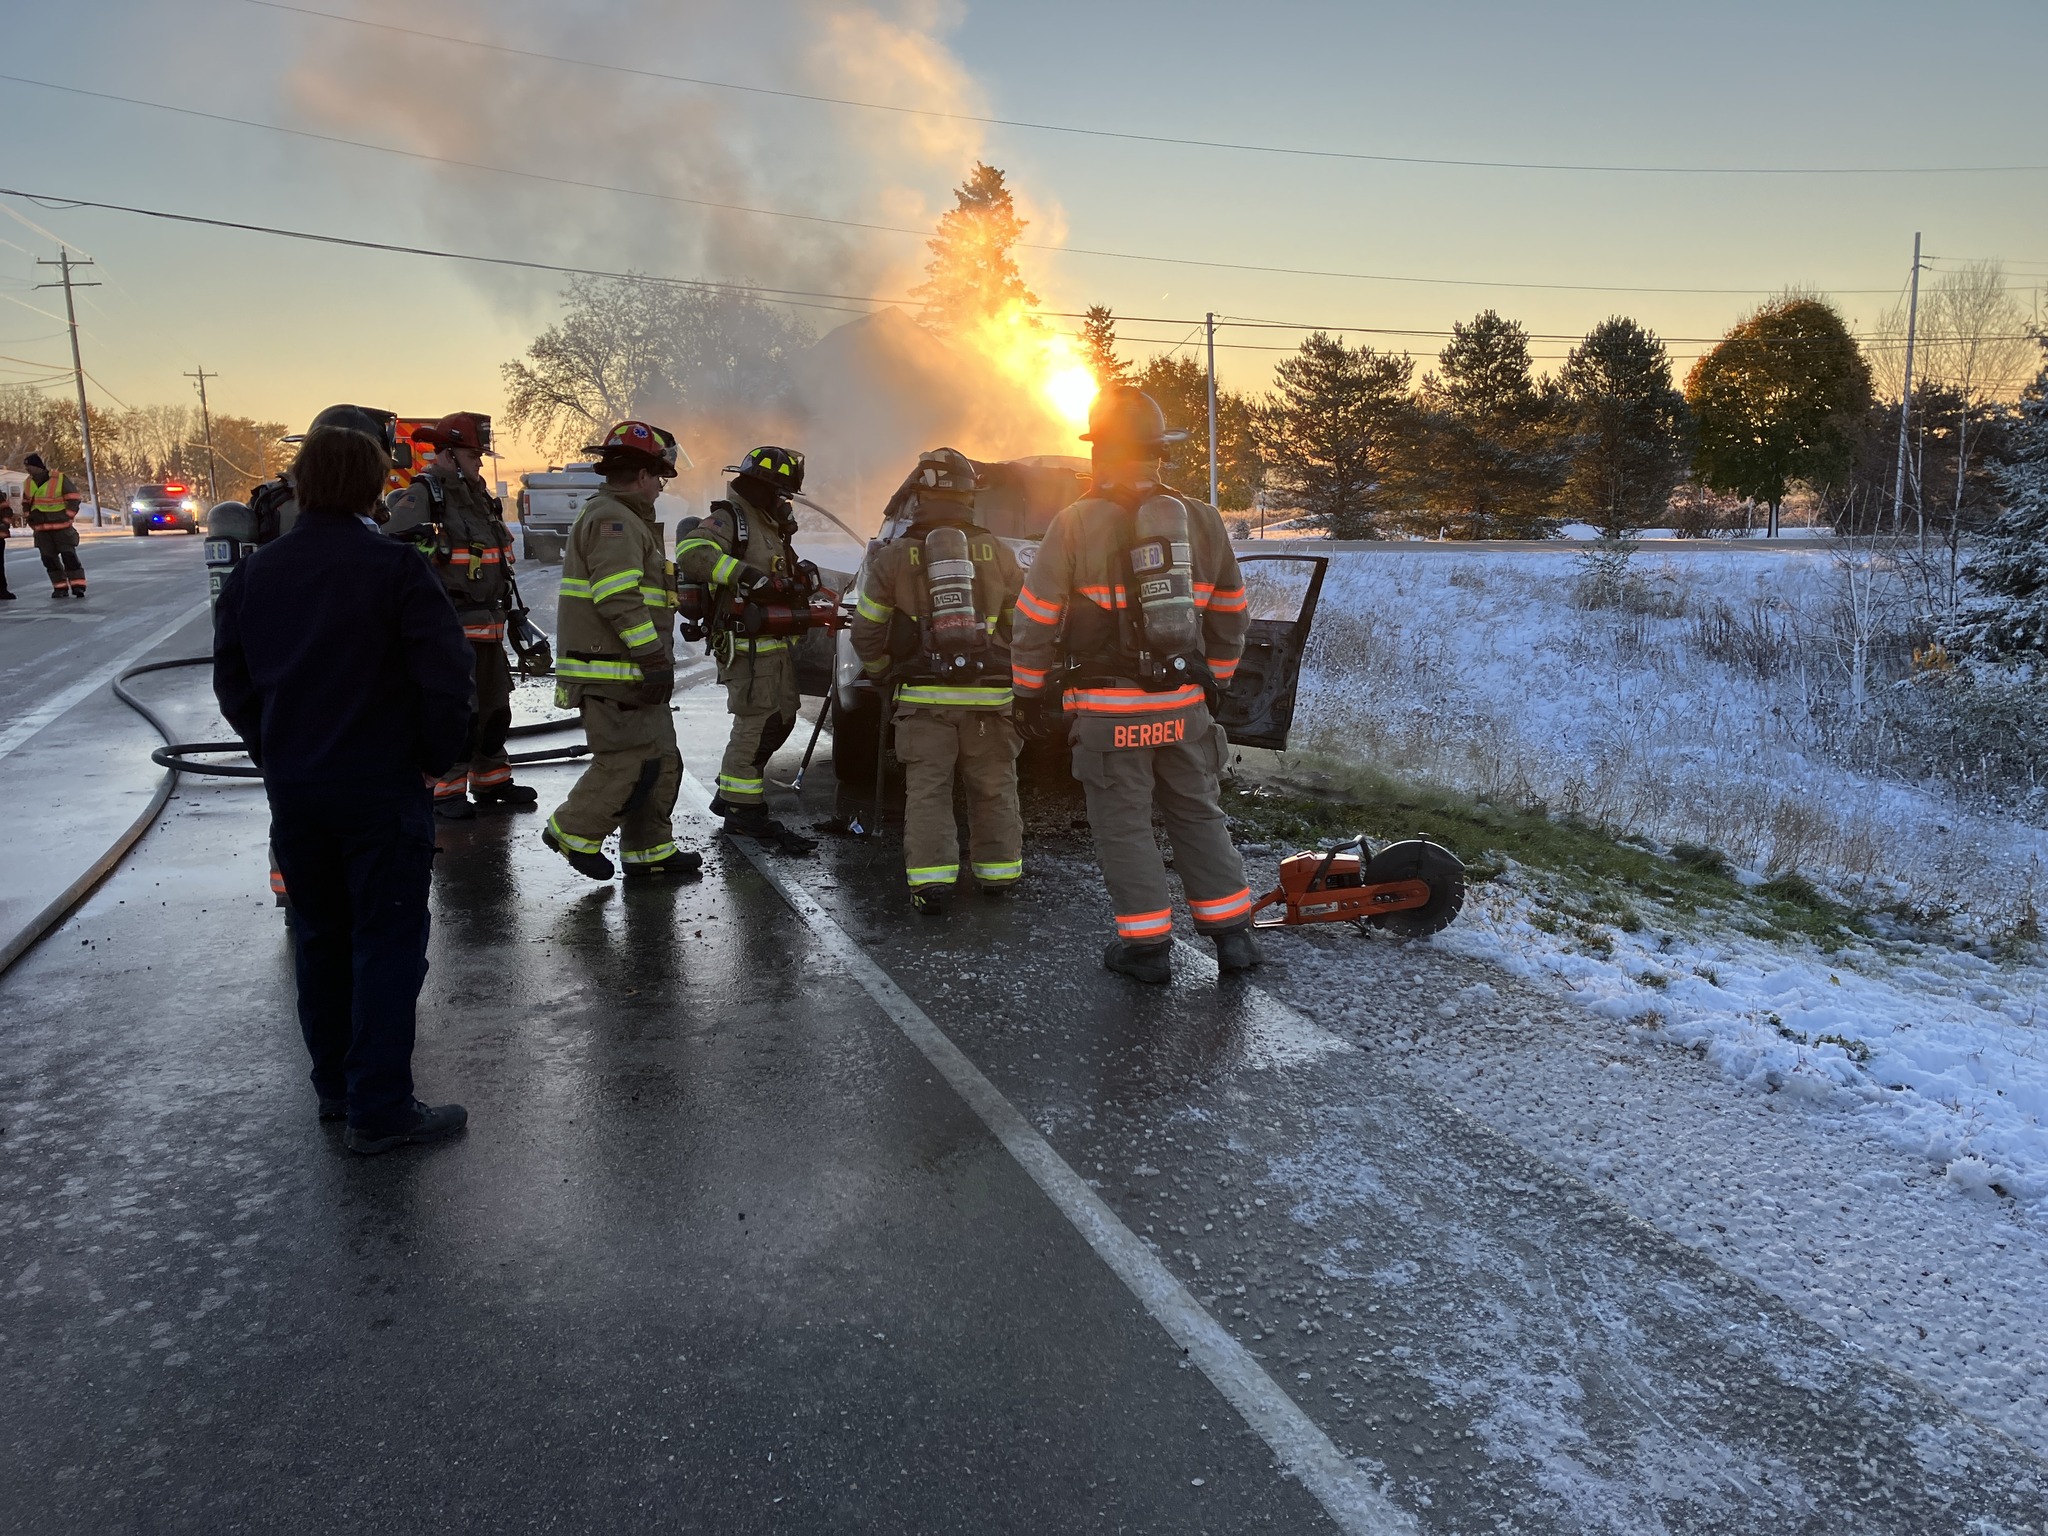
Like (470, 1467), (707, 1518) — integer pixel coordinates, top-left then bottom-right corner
(714, 645), (799, 806)
(34, 527), (84, 594)
(547, 694), (683, 866)
(1071, 710), (1255, 943)
(894, 706), (1023, 889)
(266, 779), (436, 1133)
(436, 638), (514, 801)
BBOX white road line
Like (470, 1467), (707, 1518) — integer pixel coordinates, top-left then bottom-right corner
(0, 599), (210, 764)
(679, 771), (1418, 1536)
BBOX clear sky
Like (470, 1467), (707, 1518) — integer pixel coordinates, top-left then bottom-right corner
(4, 0), (2044, 470)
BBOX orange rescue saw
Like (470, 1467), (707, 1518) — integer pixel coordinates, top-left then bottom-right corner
(1249, 837), (1466, 938)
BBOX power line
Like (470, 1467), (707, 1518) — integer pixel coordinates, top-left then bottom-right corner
(0, 75), (1915, 299)
(235, 0), (2048, 178)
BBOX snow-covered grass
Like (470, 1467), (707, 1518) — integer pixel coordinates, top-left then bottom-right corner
(1247, 547), (2048, 1222)
(1290, 546), (2047, 931)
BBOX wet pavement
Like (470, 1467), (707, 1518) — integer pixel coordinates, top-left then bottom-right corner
(3, 583), (2047, 1532)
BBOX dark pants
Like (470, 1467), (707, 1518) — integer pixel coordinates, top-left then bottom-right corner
(267, 779), (436, 1131)
(34, 527), (84, 591)
(0, 535), (10, 594)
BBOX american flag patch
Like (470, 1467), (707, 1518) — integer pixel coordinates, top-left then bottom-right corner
(603, 520), (626, 534)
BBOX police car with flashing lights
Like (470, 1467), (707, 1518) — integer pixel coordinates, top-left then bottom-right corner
(795, 453), (1327, 786)
(130, 482), (203, 536)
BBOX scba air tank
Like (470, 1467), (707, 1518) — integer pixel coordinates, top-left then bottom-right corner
(1130, 495), (1199, 655)
(921, 524), (983, 674)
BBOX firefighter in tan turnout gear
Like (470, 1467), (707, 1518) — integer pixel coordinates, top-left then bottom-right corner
(541, 420), (701, 882)
(676, 445), (819, 855)
(385, 412), (538, 819)
(849, 449), (1025, 913)
(1010, 386), (1260, 984)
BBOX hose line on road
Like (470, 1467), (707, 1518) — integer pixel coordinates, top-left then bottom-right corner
(0, 652), (594, 977)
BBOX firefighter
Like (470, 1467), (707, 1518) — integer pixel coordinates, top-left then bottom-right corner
(1010, 386), (1260, 985)
(849, 449), (1025, 913)
(676, 445), (819, 855)
(542, 420), (701, 882)
(385, 412), (536, 819)
(21, 453), (85, 598)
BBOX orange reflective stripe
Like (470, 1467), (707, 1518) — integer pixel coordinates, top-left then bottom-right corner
(1115, 908), (1174, 940)
(268, 866), (287, 895)
(1207, 586), (1248, 613)
(1065, 684), (1204, 716)
(446, 549), (506, 565)
(1208, 657), (1240, 681)
(463, 622), (507, 640)
(470, 765), (512, 787)
(1077, 584), (1129, 609)
(1015, 587), (1063, 625)
(1011, 664), (1048, 689)
(1189, 888), (1255, 925)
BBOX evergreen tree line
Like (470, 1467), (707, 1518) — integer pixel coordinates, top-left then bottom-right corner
(1080, 299), (1940, 540)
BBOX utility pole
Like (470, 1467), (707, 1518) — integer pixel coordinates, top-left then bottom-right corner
(35, 248), (103, 527)
(184, 366), (219, 502)
(1205, 312), (1220, 510)
(1889, 231), (1922, 540)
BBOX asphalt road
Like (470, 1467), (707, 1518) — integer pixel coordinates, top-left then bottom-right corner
(4, 582), (2046, 1533)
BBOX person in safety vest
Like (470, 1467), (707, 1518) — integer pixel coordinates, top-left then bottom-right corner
(676, 445), (819, 855)
(1010, 386), (1260, 985)
(384, 412), (537, 819)
(541, 420), (701, 882)
(21, 453), (86, 598)
(848, 449), (1026, 913)
(0, 483), (16, 599)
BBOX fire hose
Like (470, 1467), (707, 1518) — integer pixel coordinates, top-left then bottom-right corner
(0, 657), (591, 977)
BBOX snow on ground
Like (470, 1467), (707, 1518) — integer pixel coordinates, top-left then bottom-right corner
(1253, 544), (2048, 1448)
(1256, 917), (2048, 1459)
(1279, 545), (2048, 1222)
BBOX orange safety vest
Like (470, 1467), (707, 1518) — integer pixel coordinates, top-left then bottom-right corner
(25, 473), (75, 532)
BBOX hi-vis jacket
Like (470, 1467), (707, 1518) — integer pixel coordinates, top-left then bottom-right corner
(554, 487), (674, 704)
(24, 472), (81, 531)
(386, 462), (514, 641)
(674, 487), (799, 656)
(849, 519), (1022, 710)
(1009, 486), (1250, 738)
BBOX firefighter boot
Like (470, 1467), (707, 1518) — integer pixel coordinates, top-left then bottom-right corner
(1210, 924), (1265, 975)
(622, 847), (704, 880)
(436, 795), (477, 821)
(475, 782), (540, 809)
(911, 886), (951, 917)
(543, 824), (615, 881)
(1103, 939), (1174, 985)
(722, 804), (818, 856)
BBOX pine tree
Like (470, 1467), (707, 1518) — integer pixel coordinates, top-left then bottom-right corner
(1254, 333), (1419, 538)
(1556, 318), (1692, 538)
(911, 162), (1038, 334)
(1134, 354), (1259, 510)
(1418, 310), (1561, 538)
(1946, 343), (2048, 666)
(1080, 305), (1130, 388)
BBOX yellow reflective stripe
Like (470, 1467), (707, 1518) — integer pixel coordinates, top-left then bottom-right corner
(556, 656), (644, 682)
(711, 553), (741, 586)
(906, 864), (959, 888)
(621, 841), (678, 864)
(558, 577), (593, 599)
(896, 685), (1013, 708)
(972, 860), (1022, 883)
(589, 568), (644, 601)
(617, 621), (659, 648)
(861, 656), (890, 677)
(856, 590), (892, 623)
(639, 585), (674, 607)
(732, 635), (792, 653)
(715, 773), (764, 800)
(546, 816), (604, 854)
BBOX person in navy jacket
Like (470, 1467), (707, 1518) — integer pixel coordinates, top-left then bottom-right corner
(214, 422), (475, 1154)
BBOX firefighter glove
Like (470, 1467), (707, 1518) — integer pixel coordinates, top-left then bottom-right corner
(633, 660), (676, 708)
(1014, 693), (1061, 743)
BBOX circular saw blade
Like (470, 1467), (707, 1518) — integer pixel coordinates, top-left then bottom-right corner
(1361, 839), (1467, 937)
